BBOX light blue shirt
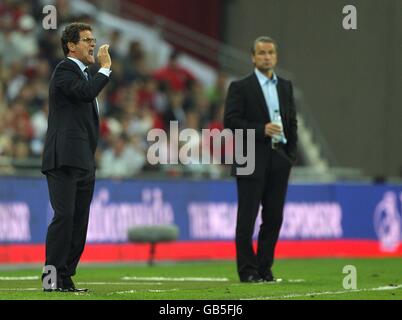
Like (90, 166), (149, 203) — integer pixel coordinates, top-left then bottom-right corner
(254, 68), (287, 144)
(67, 57), (111, 116)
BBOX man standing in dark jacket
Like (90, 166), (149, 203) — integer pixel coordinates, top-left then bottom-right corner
(224, 36), (297, 283)
(41, 22), (111, 292)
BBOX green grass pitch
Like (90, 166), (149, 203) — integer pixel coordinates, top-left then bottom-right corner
(0, 258), (401, 300)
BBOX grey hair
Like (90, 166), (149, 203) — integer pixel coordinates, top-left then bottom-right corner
(251, 36), (278, 54)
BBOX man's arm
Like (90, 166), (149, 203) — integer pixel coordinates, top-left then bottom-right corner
(55, 44), (111, 102)
(224, 81), (266, 142)
(54, 67), (109, 102)
(285, 81), (298, 160)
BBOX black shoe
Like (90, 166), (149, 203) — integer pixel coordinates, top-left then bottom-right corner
(261, 270), (277, 282)
(262, 274), (277, 282)
(240, 274), (263, 283)
(43, 287), (69, 292)
(67, 287), (89, 292)
(42, 273), (67, 292)
(62, 277), (89, 292)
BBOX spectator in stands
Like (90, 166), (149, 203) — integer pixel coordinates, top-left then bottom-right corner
(0, 96), (13, 158)
(152, 50), (196, 92)
(153, 80), (170, 115)
(108, 30), (125, 61)
(0, 28), (20, 67)
(193, 93), (213, 129)
(30, 101), (48, 156)
(0, 0), (26, 31)
(122, 107), (154, 137)
(206, 101), (233, 161)
(13, 138), (30, 160)
(9, 100), (34, 141)
(38, 30), (64, 69)
(99, 133), (145, 178)
(5, 61), (27, 102)
(163, 90), (186, 129)
(54, 0), (75, 25)
(0, 81), (6, 111)
(123, 40), (147, 83)
(9, 14), (38, 61)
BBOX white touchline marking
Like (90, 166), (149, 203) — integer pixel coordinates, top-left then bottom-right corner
(0, 276), (39, 280)
(0, 288), (40, 291)
(245, 284), (402, 300)
(230, 278), (306, 287)
(108, 288), (179, 295)
(287, 279), (306, 283)
(147, 289), (179, 293)
(107, 290), (138, 294)
(121, 276), (229, 282)
(77, 282), (163, 285)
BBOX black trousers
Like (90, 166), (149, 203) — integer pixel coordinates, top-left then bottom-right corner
(45, 166), (95, 279)
(235, 151), (291, 280)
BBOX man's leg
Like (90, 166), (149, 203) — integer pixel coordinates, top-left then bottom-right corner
(257, 157), (291, 277)
(235, 177), (264, 280)
(44, 167), (77, 285)
(65, 169), (95, 279)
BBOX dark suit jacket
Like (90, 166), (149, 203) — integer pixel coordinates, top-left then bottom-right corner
(224, 72), (297, 179)
(41, 58), (109, 173)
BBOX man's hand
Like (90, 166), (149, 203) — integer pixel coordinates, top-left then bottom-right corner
(265, 122), (282, 137)
(97, 44), (112, 69)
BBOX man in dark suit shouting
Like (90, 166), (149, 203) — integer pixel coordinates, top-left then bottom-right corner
(41, 23), (111, 292)
(224, 36), (297, 283)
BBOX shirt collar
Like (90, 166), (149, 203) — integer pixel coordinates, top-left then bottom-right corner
(67, 56), (87, 73)
(254, 68), (278, 86)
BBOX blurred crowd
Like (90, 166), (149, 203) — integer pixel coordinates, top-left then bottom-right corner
(0, 0), (231, 178)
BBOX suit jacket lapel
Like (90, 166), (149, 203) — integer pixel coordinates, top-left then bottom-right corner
(64, 59), (99, 121)
(64, 58), (88, 81)
(250, 73), (271, 122)
(86, 71), (100, 120)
